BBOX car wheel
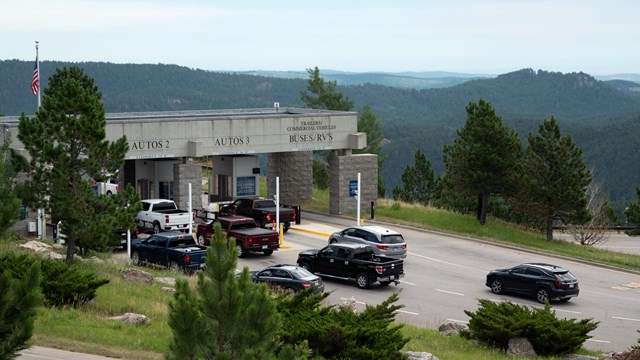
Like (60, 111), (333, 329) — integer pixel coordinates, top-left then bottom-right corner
(152, 222), (161, 234)
(379, 281), (391, 286)
(299, 262), (312, 272)
(490, 278), (504, 294)
(197, 234), (206, 246)
(330, 238), (338, 244)
(559, 298), (571, 303)
(283, 225), (289, 233)
(106, 191), (113, 196)
(236, 242), (245, 258)
(536, 287), (550, 304)
(356, 273), (370, 289)
(131, 251), (140, 265)
(263, 249), (274, 256)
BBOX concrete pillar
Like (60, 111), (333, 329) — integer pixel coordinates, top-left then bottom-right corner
(173, 161), (202, 210)
(267, 151), (313, 204)
(329, 153), (378, 215)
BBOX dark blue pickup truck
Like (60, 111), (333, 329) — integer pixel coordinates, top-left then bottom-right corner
(130, 232), (207, 272)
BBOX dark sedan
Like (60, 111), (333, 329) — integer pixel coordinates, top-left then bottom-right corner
(251, 264), (324, 294)
(485, 263), (579, 303)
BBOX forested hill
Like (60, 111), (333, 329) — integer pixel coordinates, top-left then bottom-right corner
(1, 60), (640, 215)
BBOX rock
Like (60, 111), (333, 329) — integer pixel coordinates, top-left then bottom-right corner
(161, 287), (176, 295)
(507, 337), (536, 357)
(19, 240), (53, 253)
(154, 277), (176, 286)
(109, 312), (149, 325)
(40, 251), (65, 260)
(341, 296), (357, 313)
(438, 322), (467, 336)
(401, 351), (439, 360)
(120, 268), (153, 285)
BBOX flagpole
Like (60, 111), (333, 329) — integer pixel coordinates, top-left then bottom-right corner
(36, 41), (41, 108)
(35, 40), (44, 241)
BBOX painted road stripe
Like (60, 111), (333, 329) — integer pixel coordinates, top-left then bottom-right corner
(400, 280), (416, 286)
(553, 308), (582, 315)
(612, 316), (640, 322)
(397, 309), (420, 315)
(436, 289), (465, 296)
(446, 318), (469, 324)
(586, 339), (611, 344)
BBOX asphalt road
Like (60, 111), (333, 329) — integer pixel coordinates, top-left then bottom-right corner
(248, 211), (640, 354)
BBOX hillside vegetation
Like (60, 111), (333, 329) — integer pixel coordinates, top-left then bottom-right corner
(1, 60), (639, 214)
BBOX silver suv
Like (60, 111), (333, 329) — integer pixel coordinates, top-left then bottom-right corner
(328, 226), (407, 259)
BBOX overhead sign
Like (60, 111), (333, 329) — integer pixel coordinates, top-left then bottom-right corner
(349, 179), (358, 197)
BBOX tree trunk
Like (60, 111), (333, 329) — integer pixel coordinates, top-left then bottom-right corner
(65, 237), (75, 263)
(545, 213), (554, 240)
(476, 193), (483, 221)
(479, 192), (489, 225)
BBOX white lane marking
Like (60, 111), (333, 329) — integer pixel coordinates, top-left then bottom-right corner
(446, 318), (469, 324)
(436, 289), (465, 296)
(553, 308), (582, 315)
(397, 309), (419, 315)
(408, 252), (477, 270)
(586, 339), (611, 344)
(612, 316), (640, 322)
(400, 280), (416, 286)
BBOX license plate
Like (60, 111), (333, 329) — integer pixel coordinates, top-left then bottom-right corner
(262, 245), (268, 249)
(379, 277), (389, 282)
(569, 284), (574, 288)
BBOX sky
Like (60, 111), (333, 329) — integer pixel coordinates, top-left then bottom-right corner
(3, 0), (639, 76)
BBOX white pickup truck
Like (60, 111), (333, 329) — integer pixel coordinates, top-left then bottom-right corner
(136, 199), (193, 234)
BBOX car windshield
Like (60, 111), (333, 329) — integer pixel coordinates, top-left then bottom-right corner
(381, 234), (404, 244)
(290, 267), (314, 278)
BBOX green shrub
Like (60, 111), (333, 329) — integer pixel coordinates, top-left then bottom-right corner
(391, 202), (401, 211)
(0, 252), (109, 307)
(277, 291), (409, 359)
(464, 299), (599, 356)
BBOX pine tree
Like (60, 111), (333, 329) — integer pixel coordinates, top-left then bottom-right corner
(393, 150), (437, 204)
(16, 66), (140, 262)
(166, 221), (286, 359)
(442, 99), (523, 224)
(0, 134), (21, 235)
(519, 117), (591, 240)
(0, 261), (43, 359)
(300, 66), (353, 111)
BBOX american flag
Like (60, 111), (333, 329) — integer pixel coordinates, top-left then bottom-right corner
(31, 57), (39, 95)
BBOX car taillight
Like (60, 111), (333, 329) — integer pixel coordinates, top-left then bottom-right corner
(266, 213), (272, 222)
(165, 215), (169, 224)
(115, 185), (119, 192)
(375, 266), (383, 275)
(292, 212), (296, 220)
(303, 282), (311, 288)
(402, 244), (407, 249)
(247, 236), (253, 245)
(183, 254), (191, 263)
(376, 244), (389, 251)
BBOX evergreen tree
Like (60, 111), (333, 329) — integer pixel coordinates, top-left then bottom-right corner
(0, 261), (43, 359)
(442, 99), (523, 224)
(167, 221), (293, 359)
(518, 117), (591, 240)
(0, 134), (21, 235)
(392, 150), (437, 204)
(625, 186), (640, 227)
(16, 66), (139, 262)
(300, 66), (353, 111)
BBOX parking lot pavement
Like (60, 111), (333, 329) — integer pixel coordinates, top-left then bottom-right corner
(554, 231), (640, 255)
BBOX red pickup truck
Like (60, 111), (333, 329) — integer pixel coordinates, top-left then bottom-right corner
(195, 215), (280, 257)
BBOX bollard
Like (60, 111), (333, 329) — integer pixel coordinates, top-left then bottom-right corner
(371, 201), (375, 219)
(294, 205), (301, 225)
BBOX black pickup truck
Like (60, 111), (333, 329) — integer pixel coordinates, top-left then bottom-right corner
(130, 232), (207, 272)
(220, 197), (296, 233)
(296, 243), (404, 289)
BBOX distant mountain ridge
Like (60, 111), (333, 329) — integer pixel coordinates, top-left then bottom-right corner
(1, 60), (639, 215)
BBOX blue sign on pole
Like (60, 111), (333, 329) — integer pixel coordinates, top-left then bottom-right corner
(349, 179), (358, 197)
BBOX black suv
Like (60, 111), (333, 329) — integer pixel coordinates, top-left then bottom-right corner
(485, 263), (579, 303)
